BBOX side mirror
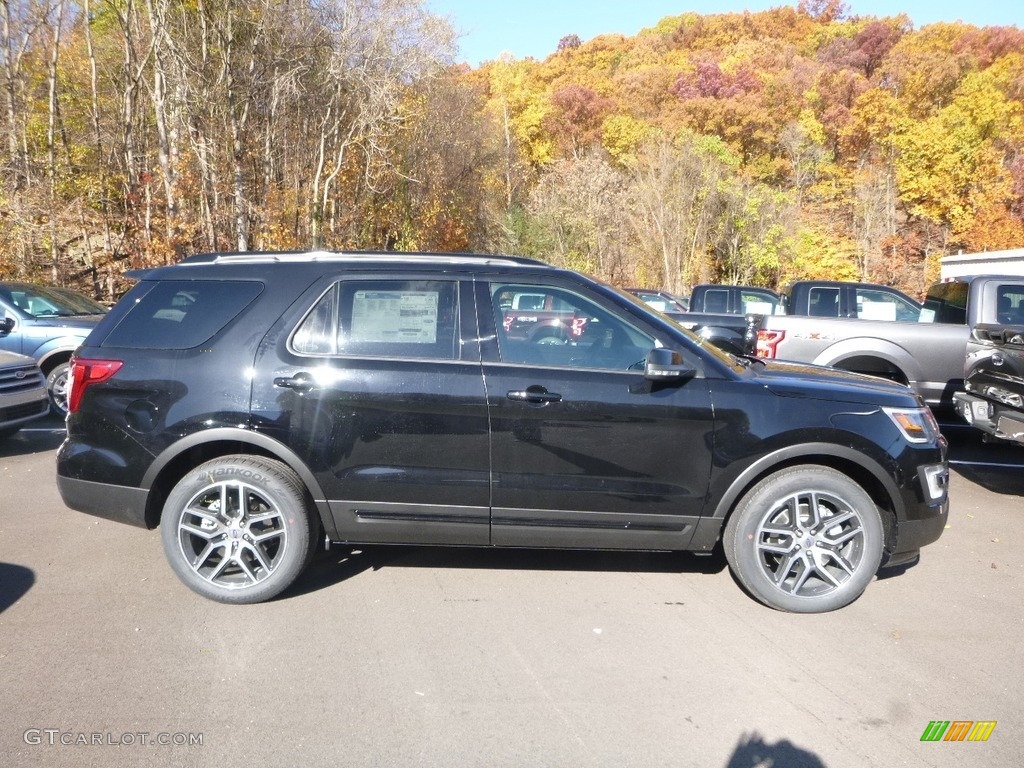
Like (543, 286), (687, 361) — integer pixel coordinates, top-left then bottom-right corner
(644, 347), (694, 381)
(0, 317), (14, 335)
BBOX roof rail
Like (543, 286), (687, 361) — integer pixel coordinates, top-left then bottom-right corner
(179, 250), (548, 267)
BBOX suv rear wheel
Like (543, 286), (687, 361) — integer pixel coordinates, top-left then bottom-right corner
(723, 465), (884, 613)
(160, 456), (318, 604)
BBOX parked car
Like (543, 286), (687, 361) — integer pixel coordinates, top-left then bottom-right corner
(0, 348), (50, 440)
(499, 285), (592, 344)
(57, 251), (948, 613)
(0, 281), (108, 414)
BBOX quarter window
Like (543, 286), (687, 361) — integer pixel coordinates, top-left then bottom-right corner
(101, 280), (263, 350)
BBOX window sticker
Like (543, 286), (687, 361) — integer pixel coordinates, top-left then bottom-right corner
(351, 290), (439, 344)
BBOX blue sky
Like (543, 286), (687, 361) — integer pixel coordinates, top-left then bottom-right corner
(425, 1), (1024, 67)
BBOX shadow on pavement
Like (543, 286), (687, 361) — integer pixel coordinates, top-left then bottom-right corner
(282, 544), (728, 600)
(0, 419), (65, 457)
(951, 465), (1024, 496)
(726, 731), (827, 768)
(0, 563), (35, 612)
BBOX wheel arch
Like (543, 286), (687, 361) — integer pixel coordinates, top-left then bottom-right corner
(706, 443), (901, 554)
(814, 338), (920, 385)
(36, 347), (75, 375)
(139, 428), (333, 535)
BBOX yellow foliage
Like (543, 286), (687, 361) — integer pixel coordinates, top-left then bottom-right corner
(782, 226), (860, 283)
(601, 115), (658, 166)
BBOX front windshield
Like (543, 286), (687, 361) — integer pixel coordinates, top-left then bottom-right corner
(5, 284), (107, 317)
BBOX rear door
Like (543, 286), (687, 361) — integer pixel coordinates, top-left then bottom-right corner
(250, 273), (490, 546)
(478, 278), (715, 550)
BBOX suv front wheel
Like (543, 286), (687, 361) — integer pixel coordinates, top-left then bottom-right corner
(723, 465), (884, 613)
(160, 456), (318, 604)
(46, 362), (70, 415)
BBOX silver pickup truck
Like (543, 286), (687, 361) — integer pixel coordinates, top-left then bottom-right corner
(755, 276), (1024, 410)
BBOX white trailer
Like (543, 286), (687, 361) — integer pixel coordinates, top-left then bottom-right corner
(940, 248), (1024, 279)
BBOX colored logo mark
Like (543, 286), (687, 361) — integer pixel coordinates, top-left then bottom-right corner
(920, 721), (997, 742)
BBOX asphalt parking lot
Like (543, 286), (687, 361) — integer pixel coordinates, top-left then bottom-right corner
(1, 416), (1021, 768)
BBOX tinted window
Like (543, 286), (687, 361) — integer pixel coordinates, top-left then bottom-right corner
(702, 290), (729, 314)
(492, 283), (653, 371)
(102, 280), (263, 349)
(921, 282), (967, 324)
(996, 285), (1024, 323)
(291, 280), (458, 360)
(807, 287), (840, 317)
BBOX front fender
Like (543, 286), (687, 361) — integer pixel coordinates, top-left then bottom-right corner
(25, 336), (87, 368)
(706, 441), (904, 522)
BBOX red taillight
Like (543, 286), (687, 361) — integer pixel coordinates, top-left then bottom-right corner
(67, 357), (123, 413)
(755, 329), (785, 358)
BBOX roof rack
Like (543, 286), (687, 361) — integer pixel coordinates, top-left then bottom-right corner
(179, 250), (547, 267)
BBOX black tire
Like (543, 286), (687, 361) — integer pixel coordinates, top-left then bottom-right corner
(160, 456), (318, 604)
(723, 465), (884, 613)
(46, 362), (70, 416)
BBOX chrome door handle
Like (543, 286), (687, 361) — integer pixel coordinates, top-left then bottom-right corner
(274, 373), (315, 393)
(507, 387), (561, 404)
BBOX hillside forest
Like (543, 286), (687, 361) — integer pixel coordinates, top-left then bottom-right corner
(1, 0), (1023, 300)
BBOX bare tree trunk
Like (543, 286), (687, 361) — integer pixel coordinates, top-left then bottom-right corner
(0, 0), (39, 184)
(83, 0), (113, 260)
(145, 0), (177, 244)
(46, 0), (65, 282)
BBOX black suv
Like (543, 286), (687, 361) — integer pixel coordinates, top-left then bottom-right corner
(57, 251), (949, 612)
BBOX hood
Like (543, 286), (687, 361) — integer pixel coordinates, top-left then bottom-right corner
(26, 314), (105, 331)
(748, 358), (922, 409)
(0, 349), (39, 367)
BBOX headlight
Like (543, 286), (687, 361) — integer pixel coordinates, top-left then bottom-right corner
(883, 406), (939, 444)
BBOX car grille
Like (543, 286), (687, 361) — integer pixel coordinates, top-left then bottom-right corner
(0, 363), (47, 394)
(0, 398), (49, 422)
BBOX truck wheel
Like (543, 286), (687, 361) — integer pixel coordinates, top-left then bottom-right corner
(723, 465), (884, 613)
(160, 456), (318, 604)
(46, 362), (70, 415)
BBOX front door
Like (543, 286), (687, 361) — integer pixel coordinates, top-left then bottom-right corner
(479, 280), (715, 550)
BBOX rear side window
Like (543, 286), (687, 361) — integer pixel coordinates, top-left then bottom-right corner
(101, 280), (264, 349)
(291, 280), (458, 360)
(854, 288), (920, 321)
(807, 287), (840, 317)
